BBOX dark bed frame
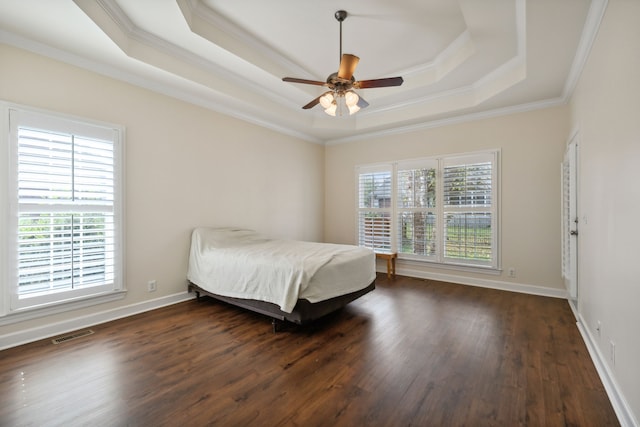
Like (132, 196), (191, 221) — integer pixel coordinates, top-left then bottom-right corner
(188, 280), (375, 332)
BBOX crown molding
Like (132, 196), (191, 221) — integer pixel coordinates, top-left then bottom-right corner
(177, 0), (312, 80)
(0, 30), (323, 144)
(74, 0), (293, 108)
(562, 0), (608, 101)
(325, 97), (566, 145)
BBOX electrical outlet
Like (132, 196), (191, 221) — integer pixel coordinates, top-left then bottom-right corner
(596, 321), (601, 338)
(609, 340), (615, 365)
(508, 267), (516, 278)
(147, 280), (157, 292)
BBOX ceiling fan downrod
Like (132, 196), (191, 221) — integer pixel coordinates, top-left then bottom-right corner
(335, 10), (347, 65)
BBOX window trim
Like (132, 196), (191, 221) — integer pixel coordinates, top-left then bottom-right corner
(1, 102), (126, 318)
(356, 149), (500, 272)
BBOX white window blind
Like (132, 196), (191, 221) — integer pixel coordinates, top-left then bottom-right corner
(397, 159), (437, 259)
(356, 151), (498, 270)
(5, 107), (123, 313)
(442, 154), (495, 266)
(357, 165), (392, 251)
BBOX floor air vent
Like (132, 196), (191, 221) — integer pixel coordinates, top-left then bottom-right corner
(51, 329), (94, 344)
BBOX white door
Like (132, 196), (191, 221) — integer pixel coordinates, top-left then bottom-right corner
(562, 138), (578, 300)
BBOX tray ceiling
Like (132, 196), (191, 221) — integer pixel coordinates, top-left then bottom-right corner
(0, 0), (604, 143)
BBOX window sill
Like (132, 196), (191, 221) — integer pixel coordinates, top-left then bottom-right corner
(0, 290), (127, 326)
(398, 257), (502, 276)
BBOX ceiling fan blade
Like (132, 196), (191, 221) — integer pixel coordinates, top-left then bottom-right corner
(302, 96), (322, 110)
(357, 95), (369, 109)
(302, 94), (325, 109)
(337, 54), (360, 80)
(354, 76), (404, 89)
(283, 77), (328, 87)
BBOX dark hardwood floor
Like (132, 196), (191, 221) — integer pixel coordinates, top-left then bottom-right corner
(0, 274), (619, 426)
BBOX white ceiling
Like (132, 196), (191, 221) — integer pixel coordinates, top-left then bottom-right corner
(0, 0), (604, 144)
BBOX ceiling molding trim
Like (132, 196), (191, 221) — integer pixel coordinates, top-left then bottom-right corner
(472, 55), (526, 104)
(75, 1), (262, 99)
(74, 0), (309, 113)
(396, 30), (475, 88)
(92, 0), (135, 34)
(431, 30), (476, 81)
(177, 0), (312, 80)
(356, 54), (525, 127)
(0, 29), (160, 88)
(516, 0), (527, 55)
(0, 30), (322, 145)
(356, 85), (476, 128)
(156, 86), (324, 144)
(325, 97), (566, 146)
(473, 0), (526, 104)
(561, 0), (608, 101)
(356, 0), (526, 124)
(179, 0), (475, 87)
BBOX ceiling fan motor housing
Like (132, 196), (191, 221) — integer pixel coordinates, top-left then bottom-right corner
(326, 72), (355, 93)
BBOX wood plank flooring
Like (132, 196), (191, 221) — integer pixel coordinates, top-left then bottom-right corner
(0, 274), (620, 426)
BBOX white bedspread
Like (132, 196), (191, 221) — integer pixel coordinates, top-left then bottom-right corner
(187, 227), (376, 313)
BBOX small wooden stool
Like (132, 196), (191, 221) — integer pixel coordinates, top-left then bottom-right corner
(375, 251), (397, 279)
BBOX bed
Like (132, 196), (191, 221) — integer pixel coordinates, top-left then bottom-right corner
(187, 227), (376, 330)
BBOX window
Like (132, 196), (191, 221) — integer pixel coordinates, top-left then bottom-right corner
(397, 159), (438, 260)
(357, 151), (499, 270)
(442, 155), (494, 265)
(2, 105), (124, 316)
(357, 165), (392, 251)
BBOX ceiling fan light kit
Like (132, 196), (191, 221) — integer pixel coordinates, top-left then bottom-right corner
(319, 90), (360, 116)
(282, 10), (403, 117)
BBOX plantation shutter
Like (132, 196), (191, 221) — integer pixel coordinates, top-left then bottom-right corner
(355, 150), (499, 270)
(357, 165), (392, 251)
(396, 159), (438, 259)
(442, 153), (496, 266)
(12, 110), (118, 301)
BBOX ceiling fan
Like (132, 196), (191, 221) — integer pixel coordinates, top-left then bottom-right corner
(282, 10), (404, 116)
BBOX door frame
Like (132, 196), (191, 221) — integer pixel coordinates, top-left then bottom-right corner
(562, 132), (579, 303)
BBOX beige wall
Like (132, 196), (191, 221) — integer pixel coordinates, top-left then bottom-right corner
(569, 0), (640, 422)
(0, 44), (324, 335)
(325, 106), (570, 291)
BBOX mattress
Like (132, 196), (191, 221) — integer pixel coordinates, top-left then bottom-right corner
(187, 227), (376, 313)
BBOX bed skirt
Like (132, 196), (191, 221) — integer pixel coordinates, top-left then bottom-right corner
(188, 280), (375, 326)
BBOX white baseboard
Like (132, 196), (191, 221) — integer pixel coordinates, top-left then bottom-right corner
(576, 316), (639, 427)
(387, 265), (567, 299)
(0, 291), (196, 351)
